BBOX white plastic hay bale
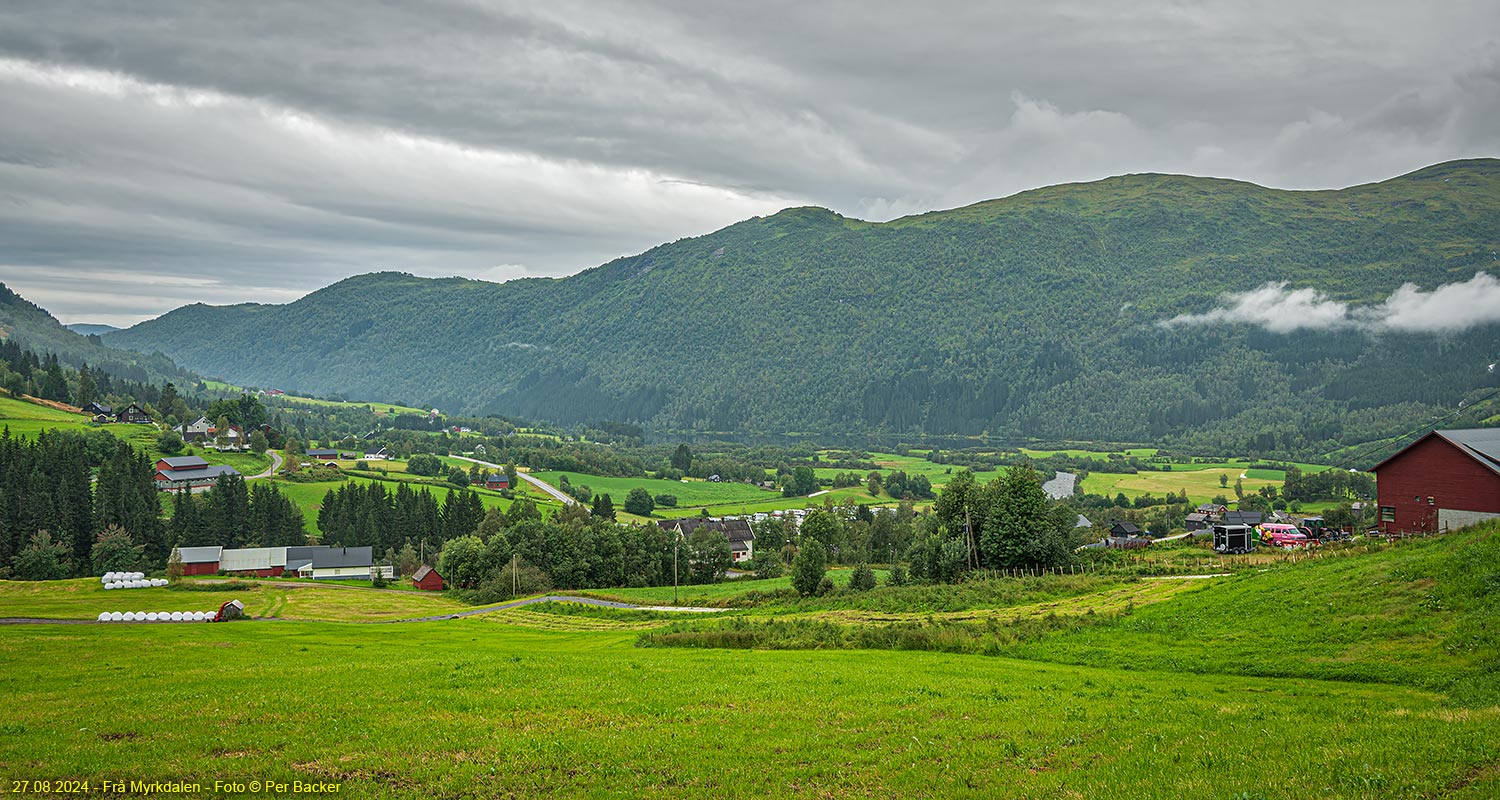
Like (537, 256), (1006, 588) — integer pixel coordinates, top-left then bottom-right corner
(103, 583), (114, 590)
(109, 611), (123, 622)
(145, 612), (158, 622)
(132, 580), (145, 589)
(169, 611), (183, 621)
(121, 611), (136, 621)
(131, 572), (143, 580)
(154, 578), (167, 587)
(97, 612), (109, 621)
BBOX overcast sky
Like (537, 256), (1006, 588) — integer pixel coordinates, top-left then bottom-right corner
(1, 1), (1496, 326)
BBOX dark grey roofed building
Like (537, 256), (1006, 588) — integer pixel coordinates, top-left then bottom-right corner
(284, 545), (327, 573)
(1221, 510), (1263, 527)
(312, 546), (373, 569)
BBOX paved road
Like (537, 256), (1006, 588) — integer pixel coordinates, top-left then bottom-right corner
(246, 449), (283, 480)
(451, 455), (577, 505)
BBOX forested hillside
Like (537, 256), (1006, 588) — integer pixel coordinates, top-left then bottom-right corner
(0, 284), (195, 387)
(106, 160), (1500, 461)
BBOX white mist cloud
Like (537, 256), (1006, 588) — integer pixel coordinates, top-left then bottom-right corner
(1162, 272), (1500, 334)
(1372, 272), (1500, 333)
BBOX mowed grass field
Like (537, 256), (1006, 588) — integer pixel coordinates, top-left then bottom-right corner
(0, 579), (471, 622)
(0, 394), (90, 437)
(0, 525), (1496, 797)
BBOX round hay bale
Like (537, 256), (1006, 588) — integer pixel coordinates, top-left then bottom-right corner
(145, 612), (158, 622)
(97, 612), (109, 621)
(170, 611), (184, 621)
(109, 611), (123, 621)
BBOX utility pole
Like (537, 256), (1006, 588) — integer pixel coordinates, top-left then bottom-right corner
(511, 553), (518, 598)
(673, 532), (680, 606)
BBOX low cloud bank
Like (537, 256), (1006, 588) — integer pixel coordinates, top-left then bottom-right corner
(1161, 272), (1500, 334)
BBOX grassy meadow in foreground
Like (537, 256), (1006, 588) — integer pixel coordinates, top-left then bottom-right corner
(0, 525), (1495, 798)
(0, 621), (1493, 799)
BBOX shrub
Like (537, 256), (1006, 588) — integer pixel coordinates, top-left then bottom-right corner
(886, 563), (908, 587)
(654, 494), (679, 508)
(791, 539), (828, 596)
(849, 563), (877, 591)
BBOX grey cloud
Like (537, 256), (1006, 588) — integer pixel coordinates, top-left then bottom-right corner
(0, 1), (1497, 323)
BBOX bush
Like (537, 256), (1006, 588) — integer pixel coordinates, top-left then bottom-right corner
(886, 563), (908, 587)
(791, 539), (828, 596)
(157, 430), (185, 455)
(816, 576), (835, 596)
(406, 453), (443, 476)
(849, 563), (877, 592)
(654, 494), (679, 507)
(624, 487), (655, 516)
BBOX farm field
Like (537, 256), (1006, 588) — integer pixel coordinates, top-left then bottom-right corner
(203, 380), (429, 416)
(1078, 467), (1281, 505)
(0, 393), (90, 437)
(0, 578), (472, 622)
(1, 524), (1497, 798)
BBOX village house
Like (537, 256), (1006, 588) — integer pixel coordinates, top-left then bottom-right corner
(115, 403), (151, 424)
(1371, 428), (1500, 535)
(362, 446), (391, 460)
(657, 518), (756, 563)
(176, 415), (214, 443)
(81, 402), (112, 417)
(484, 473), (510, 490)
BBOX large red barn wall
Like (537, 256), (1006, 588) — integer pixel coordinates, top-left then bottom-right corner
(1376, 436), (1500, 533)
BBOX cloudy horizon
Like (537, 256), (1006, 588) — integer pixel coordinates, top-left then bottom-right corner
(1, 1), (1497, 327)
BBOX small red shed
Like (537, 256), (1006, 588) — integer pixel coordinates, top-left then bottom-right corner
(412, 564), (444, 591)
(1370, 428), (1500, 535)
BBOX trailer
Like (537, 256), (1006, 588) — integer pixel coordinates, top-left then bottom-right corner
(1212, 523), (1255, 554)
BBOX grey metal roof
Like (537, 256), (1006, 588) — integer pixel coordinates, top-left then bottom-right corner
(157, 465), (239, 483)
(1437, 428), (1500, 474)
(412, 565), (437, 581)
(311, 546), (372, 569)
(159, 456), (210, 469)
(175, 546), (222, 564)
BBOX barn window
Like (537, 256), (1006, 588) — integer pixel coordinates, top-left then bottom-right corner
(1428, 496), (1435, 506)
(1379, 506), (1395, 522)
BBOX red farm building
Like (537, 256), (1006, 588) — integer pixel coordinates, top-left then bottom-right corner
(1370, 428), (1500, 535)
(173, 546), (223, 576)
(411, 565), (444, 591)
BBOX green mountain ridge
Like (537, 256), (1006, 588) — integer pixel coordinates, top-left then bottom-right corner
(0, 284), (196, 388)
(103, 159), (1500, 458)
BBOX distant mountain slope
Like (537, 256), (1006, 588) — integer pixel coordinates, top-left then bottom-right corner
(0, 284), (196, 386)
(64, 323), (121, 336)
(106, 160), (1500, 457)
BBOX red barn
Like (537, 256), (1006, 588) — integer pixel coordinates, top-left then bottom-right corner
(1370, 428), (1500, 535)
(174, 546), (223, 576)
(412, 565), (444, 591)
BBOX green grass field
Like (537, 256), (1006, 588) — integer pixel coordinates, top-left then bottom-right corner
(0, 393), (93, 438)
(203, 380), (429, 416)
(0, 525), (1496, 797)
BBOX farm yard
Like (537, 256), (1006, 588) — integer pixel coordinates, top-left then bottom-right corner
(0, 524), (1496, 798)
